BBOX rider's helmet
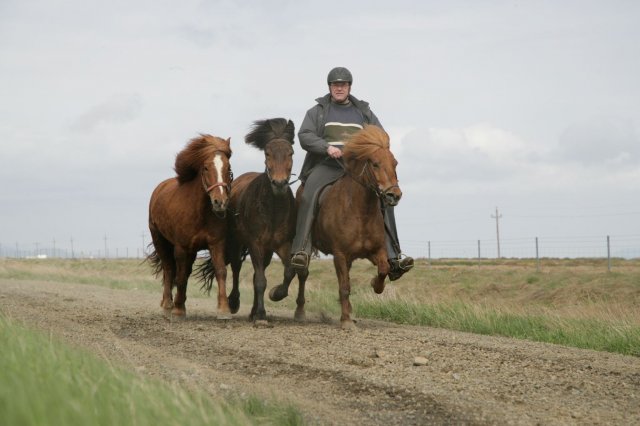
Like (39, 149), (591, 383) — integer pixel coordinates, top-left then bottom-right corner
(327, 67), (353, 85)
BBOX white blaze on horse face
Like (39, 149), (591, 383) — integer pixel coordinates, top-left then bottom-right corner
(213, 154), (225, 196)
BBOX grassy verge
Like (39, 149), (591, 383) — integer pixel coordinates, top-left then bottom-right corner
(354, 299), (640, 356)
(0, 314), (303, 426)
(2, 257), (639, 356)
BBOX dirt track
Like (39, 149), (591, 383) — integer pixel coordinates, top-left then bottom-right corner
(1, 278), (639, 425)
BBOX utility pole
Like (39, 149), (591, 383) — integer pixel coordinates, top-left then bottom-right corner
(70, 236), (75, 259)
(491, 207), (502, 258)
(141, 232), (146, 256)
(52, 238), (56, 258)
(104, 234), (108, 259)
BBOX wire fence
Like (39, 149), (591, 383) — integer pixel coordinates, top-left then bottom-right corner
(2, 234), (639, 262)
(401, 234), (640, 261)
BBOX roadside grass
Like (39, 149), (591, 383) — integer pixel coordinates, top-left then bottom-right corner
(0, 314), (303, 426)
(2, 257), (639, 356)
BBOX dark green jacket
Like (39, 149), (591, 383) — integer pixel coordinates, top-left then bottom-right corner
(298, 93), (382, 181)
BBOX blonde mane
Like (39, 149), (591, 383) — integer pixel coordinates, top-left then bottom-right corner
(343, 125), (390, 161)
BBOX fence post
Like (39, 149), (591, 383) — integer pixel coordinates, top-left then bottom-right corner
(427, 241), (431, 268)
(535, 237), (540, 272)
(607, 235), (611, 272)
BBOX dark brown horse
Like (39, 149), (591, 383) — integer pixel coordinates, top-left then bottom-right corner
(209, 118), (308, 324)
(272, 125), (402, 329)
(147, 134), (234, 319)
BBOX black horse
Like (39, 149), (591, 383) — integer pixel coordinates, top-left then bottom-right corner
(200, 118), (308, 324)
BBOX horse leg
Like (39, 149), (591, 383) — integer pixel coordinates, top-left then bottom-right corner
(269, 243), (296, 300)
(369, 249), (391, 294)
(249, 250), (271, 324)
(228, 246), (242, 314)
(172, 248), (195, 318)
(209, 240), (231, 320)
(333, 253), (355, 330)
(150, 229), (176, 314)
(272, 244), (307, 321)
(294, 267), (309, 322)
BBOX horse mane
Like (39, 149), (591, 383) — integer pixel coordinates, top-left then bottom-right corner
(174, 134), (232, 184)
(343, 125), (390, 161)
(245, 118), (295, 150)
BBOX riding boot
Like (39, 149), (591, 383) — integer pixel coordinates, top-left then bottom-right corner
(384, 206), (414, 281)
(291, 163), (345, 272)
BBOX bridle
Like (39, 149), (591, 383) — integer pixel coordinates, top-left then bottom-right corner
(201, 151), (233, 195)
(264, 139), (294, 185)
(349, 159), (400, 206)
(201, 151), (233, 219)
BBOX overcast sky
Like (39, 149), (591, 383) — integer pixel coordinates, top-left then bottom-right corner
(1, 0), (639, 259)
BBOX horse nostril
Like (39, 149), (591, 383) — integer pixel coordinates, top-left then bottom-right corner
(272, 179), (288, 188)
(385, 192), (400, 205)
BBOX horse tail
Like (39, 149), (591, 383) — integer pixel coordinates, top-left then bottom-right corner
(145, 249), (163, 278)
(194, 244), (249, 294)
(194, 258), (216, 294)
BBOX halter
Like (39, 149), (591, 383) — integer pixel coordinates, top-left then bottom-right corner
(201, 151), (233, 194)
(352, 160), (400, 206)
(264, 166), (293, 185)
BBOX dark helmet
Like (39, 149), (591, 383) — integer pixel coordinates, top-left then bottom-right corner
(327, 67), (353, 84)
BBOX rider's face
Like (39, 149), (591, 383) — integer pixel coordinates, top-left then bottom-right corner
(329, 81), (351, 103)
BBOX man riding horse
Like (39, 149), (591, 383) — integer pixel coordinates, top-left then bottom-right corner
(291, 66), (414, 280)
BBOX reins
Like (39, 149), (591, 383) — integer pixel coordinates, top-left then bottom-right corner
(336, 158), (399, 206)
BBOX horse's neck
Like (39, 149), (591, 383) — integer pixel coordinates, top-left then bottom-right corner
(254, 173), (292, 209)
(337, 173), (380, 214)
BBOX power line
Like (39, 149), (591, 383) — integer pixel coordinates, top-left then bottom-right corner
(491, 207), (502, 258)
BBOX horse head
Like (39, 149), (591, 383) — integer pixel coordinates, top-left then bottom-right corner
(343, 125), (402, 207)
(201, 144), (233, 214)
(245, 118), (295, 196)
(265, 139), (294, 195)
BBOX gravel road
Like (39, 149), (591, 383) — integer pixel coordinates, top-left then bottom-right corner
(1, 278), (638, 425)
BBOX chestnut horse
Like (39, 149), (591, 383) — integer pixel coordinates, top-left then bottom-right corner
(271, 125), (402, 329)
(147, 134), (234, 319)
(199, 118), (308, 324)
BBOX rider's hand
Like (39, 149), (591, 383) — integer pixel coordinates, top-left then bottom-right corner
(327, 146), (343, 159)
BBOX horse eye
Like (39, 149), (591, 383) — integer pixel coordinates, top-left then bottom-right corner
(372, 162), (380, 169)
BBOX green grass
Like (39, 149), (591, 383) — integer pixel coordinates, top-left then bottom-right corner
(0, 315), (303, 426)
(2, 257), (640, 357)
(354, 299), (640, 356)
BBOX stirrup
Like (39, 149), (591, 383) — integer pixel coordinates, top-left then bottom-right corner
(291, 252), (310, 271)
(388, 254), (414, 281)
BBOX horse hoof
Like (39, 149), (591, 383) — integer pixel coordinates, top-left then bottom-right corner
(171, 310), (186, 321)
(217, 311), (232, 320)
(340, 320), (357, 331)
(269, 285), (288, 302)
(294, 309), (306, 322)
(229, 297), (240, 314)
(370, 278), (385, 294)
(253, 319), (271, 328)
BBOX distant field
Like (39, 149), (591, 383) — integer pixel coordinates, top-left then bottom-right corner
(1, 257), (639, 355)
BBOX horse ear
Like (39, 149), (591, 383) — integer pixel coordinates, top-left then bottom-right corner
(286, 119), (295, 144)
(225, 137), (232, 156)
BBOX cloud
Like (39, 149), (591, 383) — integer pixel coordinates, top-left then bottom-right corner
(397, 123), (533, 187)
(69, 94), (143, 133)
(555, 116), (639, 167)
